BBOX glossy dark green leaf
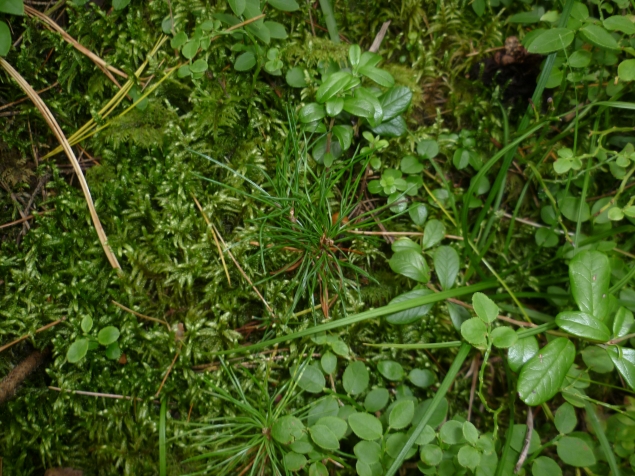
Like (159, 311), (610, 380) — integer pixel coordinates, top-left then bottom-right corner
(518, 338), (576, 406)
(555, 311), (610, 341)
(433, 246), (460, 291)
(569, 251), (611, 321)
(316, 71), (354, 103)
(298, 103), (326, 123)
(385, 289), (435, 325)
(342, 97), (373, 118)
(331, 125), (353, 151)
(606, 346), (635, 389)
(389, 250), (430, 283)
(580, 346), (614, 373)
(508, 335), (539, 372)
(557, 436), (596, 467)
(343, 361), (369, 395)
(0, 0), (24, 15)
(348, 412), (383, 440)
(370, 115), (407, 137)
(380, 86), (412, 122)
(613, 306), (634, 338)
(359, 65), (394, 87)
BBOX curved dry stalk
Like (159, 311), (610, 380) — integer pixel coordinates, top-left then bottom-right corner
(0, 58), (121, 270)
(25, 5), (128, 81)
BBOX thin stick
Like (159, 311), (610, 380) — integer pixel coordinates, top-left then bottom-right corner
(155, 350), (180, 397)
(111, 300), (170, 330)
(48, 386), (144, 401)
(347, 230), (423, 236)
(25, 6), (128, 80)
(0, 209), (54, 229)
(193, 198), (274, 316)
(0, 58), (121, 270)
(0, 318), (65, 353)
(369, 21), (391, 53)
(515, 409), (534, 473)
(192, 195), (231, 285)
(0, 81), (58, 112)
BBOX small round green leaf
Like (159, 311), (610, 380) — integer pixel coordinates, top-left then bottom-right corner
(409, 203), (428, 226)
(67, 339), (89, 363)
(97, 326), (120, 346)
(554, 403), (577, 434)
(462, 421), (479, 445)
(378, 360), (405, 381)
(618, 59), (635, 82)
(440, 420), (465, 445)
(491, 327), (518, 349)
(283, 452), (307, 471)
(321, 351), (337, 375)
(354, 440), (381, 464)
(297, 364), (325, 393)
(0, 21), (12, 56)
(420, 444), (443, 466)
(557, 436), (596, 467)
(457, 445), (481, 470)
(81, 315), (93, 333)
(286, 67), (307, 88)
(234, 51), (256, 71)
(272, 416), (305, 444)
(472, 292), (499, 323)
(364, 388), (390, 412)
(461, 318), (488, 347)
(348, 412), (383, 440)
(309, 425), (339, 450)
(408, 369), (435, 388)
(532, 456), (562, 476)
(315, 416), (347, 440)
(389, 400), (415, 429)
(105, 342), (122, 360)
(308, 462), (328, 476)
(343, 361), (369, 395)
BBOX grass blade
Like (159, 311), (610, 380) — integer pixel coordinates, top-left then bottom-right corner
(385, 343), (472, 476)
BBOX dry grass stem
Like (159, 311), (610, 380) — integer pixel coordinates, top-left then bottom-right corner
(0, 318), (66, 353)
(111, 300), (170, 330)
(0, 58), (121, 270)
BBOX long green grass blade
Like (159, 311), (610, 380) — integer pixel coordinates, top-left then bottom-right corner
(585, 401), (621, 476)
(385, 343), (472, 476)
(212, 282), (496, 355)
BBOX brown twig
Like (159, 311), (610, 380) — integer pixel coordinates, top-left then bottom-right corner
(155, 350), (180, 397)
(111, 300), (170, 330)
(0, 209), (53, 229)
(25, 6), (128, 81)
(515, 409), (534, 473)
(369, 21), (391, 53)
(0, 58), (121, 270)
(0, 82), (59, 112)
(0, 318), (65, 353)
(1, 349), (50, 404)
(48, 386), (147, 402)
